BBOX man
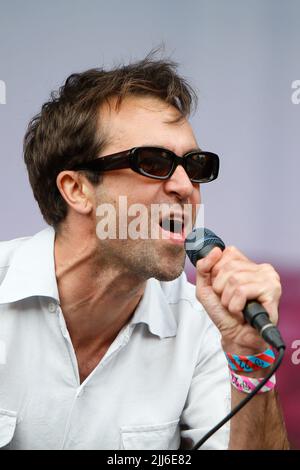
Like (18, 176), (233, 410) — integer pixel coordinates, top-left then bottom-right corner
(0, 54), (289, 450)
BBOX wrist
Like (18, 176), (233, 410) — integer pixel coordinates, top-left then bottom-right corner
(221, 336), (269, 356)
(232, 368), (273, 378)
(223, 343), (276, 378)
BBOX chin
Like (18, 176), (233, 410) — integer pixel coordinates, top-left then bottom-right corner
(152, 264), (185, 282)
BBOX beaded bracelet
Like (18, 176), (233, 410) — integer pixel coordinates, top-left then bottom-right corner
(230, 369), (276, 394)
(225, 348), (275, 373)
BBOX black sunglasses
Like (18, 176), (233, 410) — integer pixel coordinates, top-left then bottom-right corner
(69, 146), (219, 183)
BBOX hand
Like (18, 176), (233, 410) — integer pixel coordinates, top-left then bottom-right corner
(195, 246), (282, 355)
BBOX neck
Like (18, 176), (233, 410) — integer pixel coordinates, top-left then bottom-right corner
(54, 228), (146, 349)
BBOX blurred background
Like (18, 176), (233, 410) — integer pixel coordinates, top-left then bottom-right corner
(0, 0), (299, 449)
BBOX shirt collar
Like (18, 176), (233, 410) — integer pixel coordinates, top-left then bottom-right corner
(0, 227), (59, 304)
(0, 227), (177, 339)
(129, 278), (177, 338)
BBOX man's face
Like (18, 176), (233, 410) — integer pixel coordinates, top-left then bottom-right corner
(92, 95), (201, 282)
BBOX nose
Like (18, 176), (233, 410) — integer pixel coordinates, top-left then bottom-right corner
(164, 164), (195, 201)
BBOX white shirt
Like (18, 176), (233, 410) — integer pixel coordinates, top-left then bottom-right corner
(0, 228), (230, 450)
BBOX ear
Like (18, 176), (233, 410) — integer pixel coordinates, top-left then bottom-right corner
(56, 171), (94, 216)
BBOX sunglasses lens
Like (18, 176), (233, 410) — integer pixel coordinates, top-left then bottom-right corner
(136, 148), (173, 177)
(186, 153), (218, 182)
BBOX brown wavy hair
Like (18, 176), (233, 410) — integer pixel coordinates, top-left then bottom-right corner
(23, 50), (197, 229)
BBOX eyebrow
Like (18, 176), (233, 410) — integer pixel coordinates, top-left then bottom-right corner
(183, 147), (204, 156)
(142, 145), (204, 155)
(186, 147), (204, 154)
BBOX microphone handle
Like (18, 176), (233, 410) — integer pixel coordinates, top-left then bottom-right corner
(243, 301), (285, 350)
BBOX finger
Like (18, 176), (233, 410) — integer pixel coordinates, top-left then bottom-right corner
(227, 283), (264, 314)
(260, 301), (279, 326)
(195, 247), (223, 290)
(212, 261), (280, 295)
(215, 246), (249, 266)
(196, 246), (223, 274)
(212, 262), (258, 294)
(218, 270), (269, 307)
(211, 248), (251, 280)
(226, 282), (279, 324)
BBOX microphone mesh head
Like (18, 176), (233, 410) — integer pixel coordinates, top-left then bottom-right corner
(184, 227), (225, 266)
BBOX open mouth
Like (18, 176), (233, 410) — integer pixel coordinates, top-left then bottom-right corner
(159, 218), (184, 234)
(158, 215), (186, 242)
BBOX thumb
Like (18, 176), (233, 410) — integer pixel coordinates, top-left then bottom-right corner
(196, 247), (223, 288)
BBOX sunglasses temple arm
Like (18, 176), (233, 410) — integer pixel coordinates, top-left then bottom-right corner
(71, 155), (132, 172)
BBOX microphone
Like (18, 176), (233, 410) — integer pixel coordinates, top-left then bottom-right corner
(185, 228), (285, 351)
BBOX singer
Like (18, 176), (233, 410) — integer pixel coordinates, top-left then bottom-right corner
(0, 52), (289, 450)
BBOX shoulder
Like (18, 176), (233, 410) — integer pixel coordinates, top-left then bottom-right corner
(0, 235), (32, 284)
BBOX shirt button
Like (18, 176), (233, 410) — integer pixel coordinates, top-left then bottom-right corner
(48, 302), (57, 313)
